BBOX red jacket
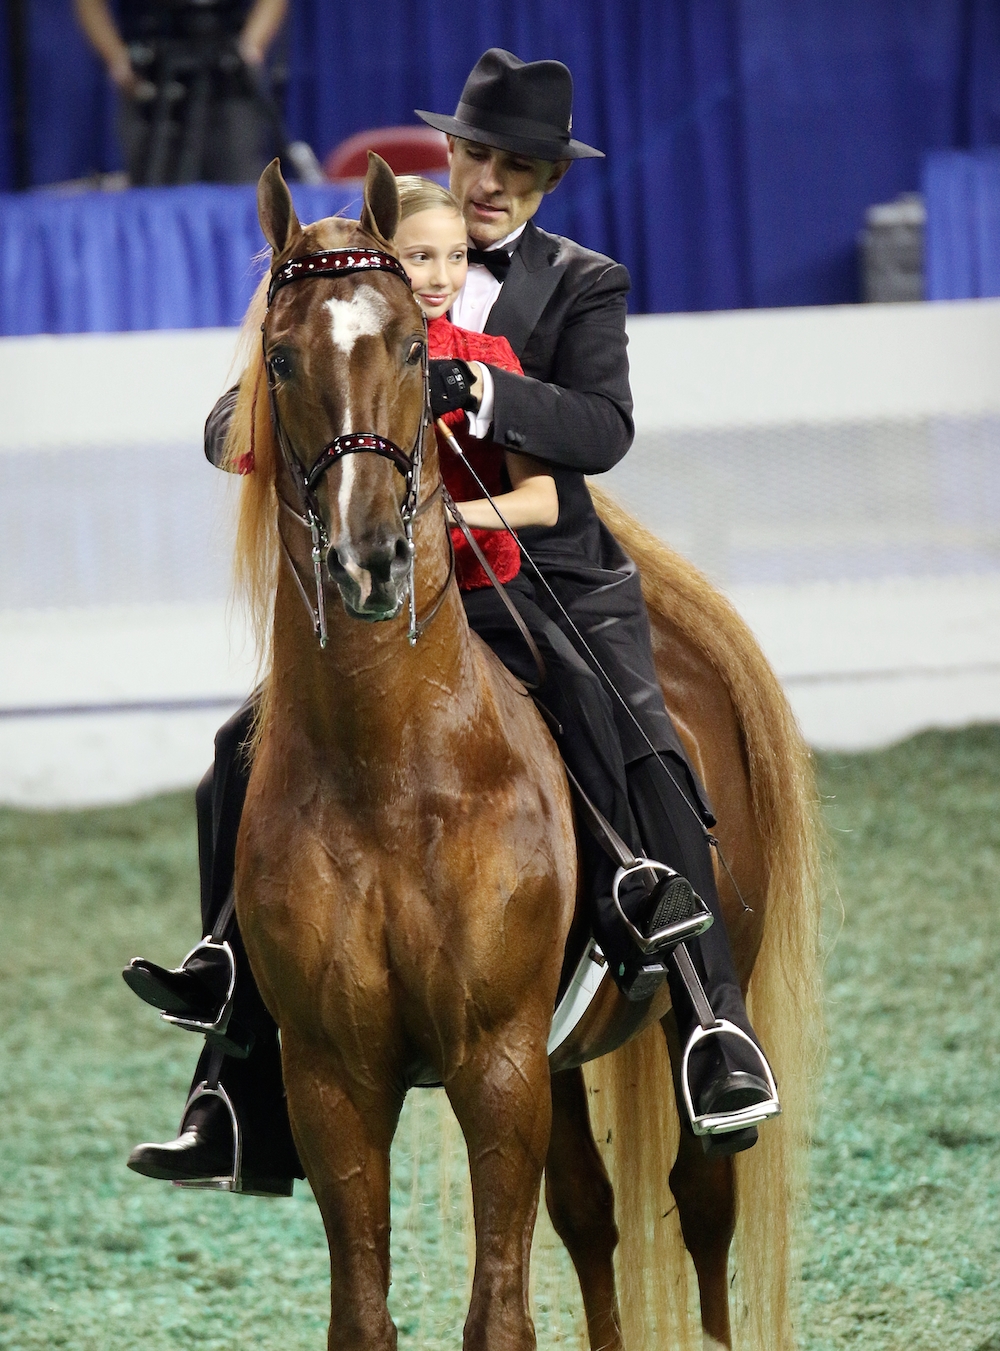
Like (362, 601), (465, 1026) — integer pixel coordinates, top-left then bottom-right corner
(427, 315), (521, 591)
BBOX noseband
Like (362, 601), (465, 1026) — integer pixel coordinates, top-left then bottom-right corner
(263, 247), (451, 648)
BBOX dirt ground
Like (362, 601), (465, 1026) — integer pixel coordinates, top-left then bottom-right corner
(0, 725), (998, 1349)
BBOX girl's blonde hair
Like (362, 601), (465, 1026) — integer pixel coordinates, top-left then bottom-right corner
(395, 175), (463, 223)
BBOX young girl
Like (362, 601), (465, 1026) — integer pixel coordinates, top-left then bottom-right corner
(393, 176), (558, 587)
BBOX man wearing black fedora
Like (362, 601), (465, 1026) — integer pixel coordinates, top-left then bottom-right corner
(414, 47), (629, 478)
(124, 48), (777, 1195)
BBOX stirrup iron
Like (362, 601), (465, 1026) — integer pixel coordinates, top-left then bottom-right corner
(172, 1081), (242, 1192)
(158, 938), (250, 1056)
(681, 1021), (781, 1137)
(611, 859), (714, 955)
(171, 1082), (293, 1198)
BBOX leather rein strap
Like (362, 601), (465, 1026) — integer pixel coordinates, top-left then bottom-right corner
(443, 486), (546, 690)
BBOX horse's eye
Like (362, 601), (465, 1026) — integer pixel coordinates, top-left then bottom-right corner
(404, 339), (424, 366)
(268, 351), (292, 381)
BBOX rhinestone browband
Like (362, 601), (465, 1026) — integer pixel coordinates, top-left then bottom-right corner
(267, 249), (411, 305)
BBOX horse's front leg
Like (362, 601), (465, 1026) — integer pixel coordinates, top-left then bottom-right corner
(660, 1011), (736, 1351)
(446, 1023), (553, 1351)
(280, 1031), (404, 1351)
(544, 1067), (623, 1351)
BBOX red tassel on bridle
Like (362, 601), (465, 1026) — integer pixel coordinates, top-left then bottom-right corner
(235, 378), (259, 475)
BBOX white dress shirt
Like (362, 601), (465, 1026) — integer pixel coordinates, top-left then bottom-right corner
(451, 224), (526, 438)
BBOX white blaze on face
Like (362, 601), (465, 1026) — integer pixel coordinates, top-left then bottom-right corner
(324, 283), (390, 355)
(323, 284), (389, 608)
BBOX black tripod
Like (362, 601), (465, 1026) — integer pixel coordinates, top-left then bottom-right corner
(126, 35), (284, 185)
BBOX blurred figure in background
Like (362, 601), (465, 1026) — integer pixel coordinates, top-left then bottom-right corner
(73, 0), (287, 185)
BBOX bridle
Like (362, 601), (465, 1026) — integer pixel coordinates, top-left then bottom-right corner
(262, 246), (453, 648)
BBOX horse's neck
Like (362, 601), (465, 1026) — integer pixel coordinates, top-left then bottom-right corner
(269, 503), (480, 762)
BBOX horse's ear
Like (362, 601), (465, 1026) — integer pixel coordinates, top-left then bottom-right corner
(360, 152), (400, 246)
(257, 158), (301, 256)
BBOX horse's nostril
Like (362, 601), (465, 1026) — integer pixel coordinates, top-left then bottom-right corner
(328, 537), (410, 602)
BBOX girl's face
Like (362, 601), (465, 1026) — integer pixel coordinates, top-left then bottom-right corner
(395, 206), (468, 320)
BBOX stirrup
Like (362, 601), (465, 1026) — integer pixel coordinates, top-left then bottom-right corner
(611, 859), (714, 955)
(173, 1082), (293, 1198)
(680, 1020), (781, 1137)
(159, 939), (244, 1051)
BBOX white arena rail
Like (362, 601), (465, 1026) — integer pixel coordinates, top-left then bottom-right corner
(2, 300), (999, 805)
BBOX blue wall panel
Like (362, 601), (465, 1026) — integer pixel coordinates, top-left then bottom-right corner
(3, 1), (1000, 318)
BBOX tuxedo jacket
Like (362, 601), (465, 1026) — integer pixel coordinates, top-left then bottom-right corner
(203, 217), (633, 476)
(485, 219), (633, 475)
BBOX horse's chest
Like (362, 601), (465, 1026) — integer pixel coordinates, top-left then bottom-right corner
(245, 790), (541, 984)
(240, 794), (507, 938)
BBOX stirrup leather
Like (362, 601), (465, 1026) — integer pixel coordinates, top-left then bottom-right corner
(160, 938), (236, 1038)
(611, 859), (714, 955)
(681, 1021), (781, 1137)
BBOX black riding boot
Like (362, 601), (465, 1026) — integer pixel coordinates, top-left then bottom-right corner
(625, 752), (777, 1152)
(126, 695), (303, 1191)
(128, 1032), (302, 1195)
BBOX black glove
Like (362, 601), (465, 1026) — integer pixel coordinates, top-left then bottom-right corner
(429, 359), (479, 417)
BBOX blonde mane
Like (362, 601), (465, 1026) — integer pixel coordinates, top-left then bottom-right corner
(225, 273), (279, 671)
(225, 215), (379, 675)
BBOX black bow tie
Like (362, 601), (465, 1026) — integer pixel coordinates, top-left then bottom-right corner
(467, 247), (513, 282)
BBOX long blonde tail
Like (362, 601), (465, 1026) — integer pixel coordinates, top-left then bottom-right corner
(585, 486), (825, 1350)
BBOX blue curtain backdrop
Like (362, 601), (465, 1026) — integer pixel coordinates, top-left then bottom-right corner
(0, 4), (11, 189)
(0, 182), (364, 333)
(924, 149), (1000, 300)
(3, 0), (1000, 313)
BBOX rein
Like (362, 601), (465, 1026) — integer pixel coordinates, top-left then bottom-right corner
(262, 247), (446, 648)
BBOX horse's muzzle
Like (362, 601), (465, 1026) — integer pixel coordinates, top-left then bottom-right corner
(327, 533), (413, 621)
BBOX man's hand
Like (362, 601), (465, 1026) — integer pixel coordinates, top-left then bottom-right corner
(237, 0), (288, 67)
(73, 0), (139, 95)
(107, 51), (140, 97)
(429, 360), (483, 417)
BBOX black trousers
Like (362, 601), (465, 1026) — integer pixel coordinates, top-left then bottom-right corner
(187, 707), (302, 1178)
(473, 570), (759, 1073)
(516, 551), (758, 1062)
(181, 573), (758, 1173)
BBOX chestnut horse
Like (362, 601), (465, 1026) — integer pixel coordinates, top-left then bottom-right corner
(227, 155), (822, 1351)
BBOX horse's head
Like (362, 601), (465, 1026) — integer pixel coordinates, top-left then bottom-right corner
(258, 155), (427, 623)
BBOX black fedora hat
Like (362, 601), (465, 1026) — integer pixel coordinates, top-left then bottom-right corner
(416, 48), (603, 162)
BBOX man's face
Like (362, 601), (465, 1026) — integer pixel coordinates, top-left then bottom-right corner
(447, 138), (570, 247)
